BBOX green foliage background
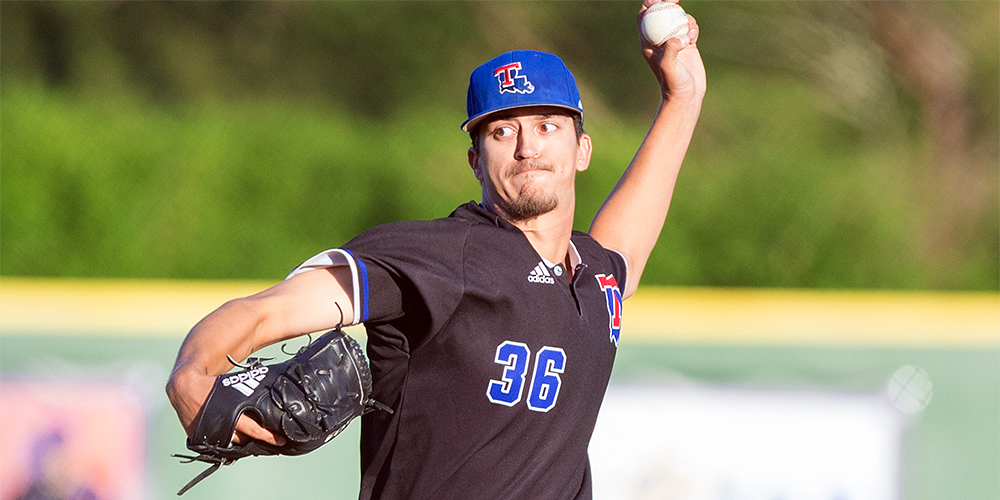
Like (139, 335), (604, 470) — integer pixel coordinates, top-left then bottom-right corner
(2, 1), (997, 289)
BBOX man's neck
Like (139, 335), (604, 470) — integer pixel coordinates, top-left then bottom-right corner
(487, 201), (576, 267)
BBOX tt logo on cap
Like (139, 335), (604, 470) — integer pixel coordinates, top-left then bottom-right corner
(494, 62), (535, 95)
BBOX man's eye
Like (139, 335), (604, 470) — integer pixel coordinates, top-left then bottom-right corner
(493, 126), (516, 138)
(540, 122), (558, 133)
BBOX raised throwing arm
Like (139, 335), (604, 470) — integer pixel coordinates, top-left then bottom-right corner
(589, 0), (706, 299)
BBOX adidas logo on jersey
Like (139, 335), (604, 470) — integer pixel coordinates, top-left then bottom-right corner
(222, 366), (269, 397)
(527, 262), (555, 284)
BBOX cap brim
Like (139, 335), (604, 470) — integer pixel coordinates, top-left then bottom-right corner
(461, 104), (583, 132)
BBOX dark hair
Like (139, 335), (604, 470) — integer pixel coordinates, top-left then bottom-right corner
(469, 112), (585, 154)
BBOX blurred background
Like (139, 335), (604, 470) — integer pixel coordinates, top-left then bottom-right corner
(0, 1), (997, 500)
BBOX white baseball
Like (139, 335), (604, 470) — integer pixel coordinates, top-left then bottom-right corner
(640, 2), (689, 46)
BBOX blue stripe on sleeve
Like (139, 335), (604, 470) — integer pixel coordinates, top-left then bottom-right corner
(343, 249), (370, 322)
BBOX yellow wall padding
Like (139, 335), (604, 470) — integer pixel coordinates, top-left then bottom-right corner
(1, 278), (997, 347)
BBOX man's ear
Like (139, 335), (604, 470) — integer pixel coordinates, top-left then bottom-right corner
(468, 147), (484, 182)
(576, 133), (593, 172)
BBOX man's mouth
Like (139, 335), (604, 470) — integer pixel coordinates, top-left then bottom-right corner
(508, 160), (553, 178)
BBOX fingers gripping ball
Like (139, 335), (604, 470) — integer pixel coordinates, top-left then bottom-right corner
(641, 2), (689, 46)
(172, 328), (392, 495)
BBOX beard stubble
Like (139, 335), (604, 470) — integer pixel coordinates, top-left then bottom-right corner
(504, 160), (558, 221)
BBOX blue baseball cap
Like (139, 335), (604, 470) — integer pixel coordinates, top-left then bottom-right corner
(462, 50), (584, 132)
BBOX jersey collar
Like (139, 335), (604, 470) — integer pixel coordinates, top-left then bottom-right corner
(547, 240), (582, 269)
(460, 201), (584, 268)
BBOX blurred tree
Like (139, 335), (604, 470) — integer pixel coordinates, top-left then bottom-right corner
(859, 1), (997, 285)
(863, 1), (972, 169)
(28, 2), (71, 86)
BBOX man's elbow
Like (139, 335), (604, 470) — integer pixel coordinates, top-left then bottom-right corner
(221, 295), (276, 353)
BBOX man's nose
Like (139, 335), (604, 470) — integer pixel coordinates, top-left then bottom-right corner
(515, 130), (541, 160)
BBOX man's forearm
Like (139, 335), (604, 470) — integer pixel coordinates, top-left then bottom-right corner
(166, 297), (270, 431)
(171, 297), (267, 377)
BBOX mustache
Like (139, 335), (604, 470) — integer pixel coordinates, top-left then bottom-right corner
(506, 160), (554, 178)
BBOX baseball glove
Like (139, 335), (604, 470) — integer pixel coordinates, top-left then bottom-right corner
(172, 328), (390, 495)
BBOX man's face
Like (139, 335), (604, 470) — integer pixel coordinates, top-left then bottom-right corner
(468, 107), (591, 222)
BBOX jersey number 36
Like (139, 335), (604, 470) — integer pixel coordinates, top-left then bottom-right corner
(487, 340), (566, 413)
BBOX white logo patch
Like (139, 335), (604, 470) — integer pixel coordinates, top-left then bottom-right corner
(222, 366), (269, 397)
(527, 262), (555, 285)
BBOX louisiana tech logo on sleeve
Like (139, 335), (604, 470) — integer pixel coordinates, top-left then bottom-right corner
(595, 274), (623, 346)
(493, 62), (535, 95)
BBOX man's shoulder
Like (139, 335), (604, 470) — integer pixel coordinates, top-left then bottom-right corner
(570, 230), (609, 255)
(365, 214), (469, 235)
(571, 230), (627, 273)
(342, 203), (483, 254)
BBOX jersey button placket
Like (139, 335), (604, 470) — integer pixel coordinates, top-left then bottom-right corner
(568, 263), (588, 317)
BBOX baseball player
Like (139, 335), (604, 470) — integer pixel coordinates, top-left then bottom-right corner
(166, 1), (705, 498)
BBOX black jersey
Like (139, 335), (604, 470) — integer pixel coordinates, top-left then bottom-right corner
(295, 202), (627, 500)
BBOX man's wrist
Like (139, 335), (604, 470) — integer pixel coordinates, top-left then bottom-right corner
(662, 87), (702, 107)
(659, 91), (703, 120)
